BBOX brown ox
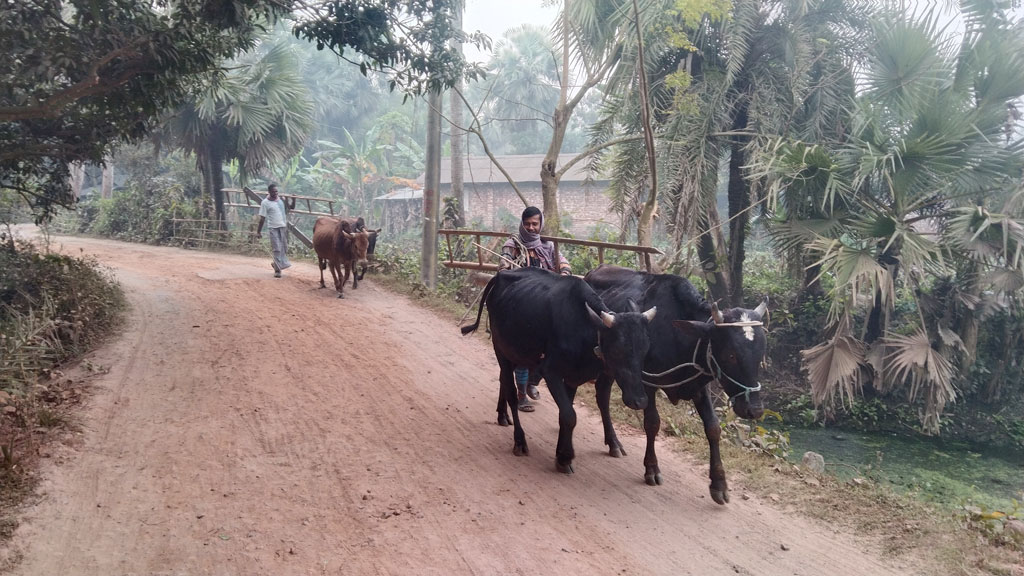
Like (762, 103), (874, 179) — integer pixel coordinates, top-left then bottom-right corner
(312, 217), (370, 298)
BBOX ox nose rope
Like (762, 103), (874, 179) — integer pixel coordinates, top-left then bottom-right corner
(640, 319), (763, 403)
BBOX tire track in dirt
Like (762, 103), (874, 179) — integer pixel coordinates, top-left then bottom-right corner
(3, 234), (922, 576)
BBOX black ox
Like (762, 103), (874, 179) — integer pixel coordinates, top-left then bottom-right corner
(461, 267), (655, 474)
(584, 265), (767, 504)
(341, 217), (380, 281)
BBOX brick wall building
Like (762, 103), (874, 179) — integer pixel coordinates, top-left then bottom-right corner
(427, 154), (618, 236)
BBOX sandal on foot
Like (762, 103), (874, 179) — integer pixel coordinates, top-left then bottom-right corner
(518, 395), (535, 412)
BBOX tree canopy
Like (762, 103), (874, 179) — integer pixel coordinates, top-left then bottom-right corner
(1, 0), (485, 220)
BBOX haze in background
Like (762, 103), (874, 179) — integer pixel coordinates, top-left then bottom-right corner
(463, 0), (557, 63)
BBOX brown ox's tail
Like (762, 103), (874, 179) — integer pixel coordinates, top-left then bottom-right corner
(461, 273), (499, 335)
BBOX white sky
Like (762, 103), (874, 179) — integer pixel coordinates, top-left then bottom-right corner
(462, 0), (558, 63)
(459, 1), (1024, 65)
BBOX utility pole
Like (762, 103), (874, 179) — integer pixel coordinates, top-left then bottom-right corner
(421, 88), (443, 289)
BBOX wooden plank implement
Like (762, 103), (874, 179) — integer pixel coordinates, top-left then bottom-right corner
(437, 228), (663, 273)
(219, 187), (319, 249)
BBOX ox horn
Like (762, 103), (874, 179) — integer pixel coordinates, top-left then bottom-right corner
(711, 301), (724, 325)
(600, 311), (616, 328)
(754, 299), (768, 319)
(642, 306), (657, 323)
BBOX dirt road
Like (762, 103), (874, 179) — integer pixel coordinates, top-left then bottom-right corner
(4, 234), (918, 575)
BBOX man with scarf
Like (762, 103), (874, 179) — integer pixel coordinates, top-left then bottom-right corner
(499, 206), (571, 412)
(256, 183), (297, 278)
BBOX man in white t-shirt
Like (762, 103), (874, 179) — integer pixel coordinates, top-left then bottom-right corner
(256, 183), (296, 278)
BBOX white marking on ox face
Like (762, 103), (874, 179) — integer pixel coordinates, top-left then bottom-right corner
(741, 313), (754, 341)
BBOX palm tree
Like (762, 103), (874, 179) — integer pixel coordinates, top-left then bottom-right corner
(680, 0), (864, 304)
(164, 40), (315, 222)
(485, 25), (561, 142)
(754, 0), (1024, 432)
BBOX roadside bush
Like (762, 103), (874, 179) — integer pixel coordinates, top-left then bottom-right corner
(0, 239), (125, 481)
(87, 177), (204, 243)
(0, 240), (125, 390)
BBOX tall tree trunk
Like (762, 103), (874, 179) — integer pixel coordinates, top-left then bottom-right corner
(450, 89), (465, 227)
(632, 0), (658, 249)
(421, 89), (443, 289)
(541, 1), (573, 236)
(69, 163), (85, 200)
(449, 4), (466, 227)
(101, 156), (114, 199)
(697, 202), (731, 304)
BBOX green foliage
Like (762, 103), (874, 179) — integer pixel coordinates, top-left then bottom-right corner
(992, 415), (1024, 450)
(294, 0), (487, 97)
(0, 0), (293, 220)
(65, 179), (204, 245)
(958, 500), (1023, 549)
(562, 225), (643, 274)
(752, 1), (1024, 434)
(719, 405), (791, 460)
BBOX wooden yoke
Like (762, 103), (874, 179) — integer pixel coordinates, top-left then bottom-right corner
(437, 228), (663, 273)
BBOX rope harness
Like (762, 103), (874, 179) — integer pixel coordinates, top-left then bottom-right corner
(639, 319), (764, 404)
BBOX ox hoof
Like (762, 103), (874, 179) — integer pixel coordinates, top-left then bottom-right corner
(513, 444), (529, 457)
(336, 293), (345, 299)
(645, 472), (663, 486)
(710, 487), (729, 505)
(556, 461), (574, 475)
(608, 443), (626, 458)
(497, 413), (511, 427)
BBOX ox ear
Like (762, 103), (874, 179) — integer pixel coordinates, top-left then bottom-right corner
(372, 228), (382, 234)
(641, 306), (657, 323)
(753, 299), (768, 319)
(673, 319), (711, 339)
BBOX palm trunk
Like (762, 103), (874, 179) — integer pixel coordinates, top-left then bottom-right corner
(697, 202), (731, 304)
(726, 138), (750, 307)
(957, 261), (983, 370)
(207, 125), (226, 226)
(865, 246), (900, 343)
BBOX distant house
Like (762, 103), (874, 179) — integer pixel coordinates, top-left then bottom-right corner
(418, 154), (617, 236)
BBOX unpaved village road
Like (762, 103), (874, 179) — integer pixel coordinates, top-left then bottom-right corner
(4, 234), (919, 575)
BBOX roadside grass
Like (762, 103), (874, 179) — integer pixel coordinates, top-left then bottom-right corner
(0, 237), (126, 556)
(574, 388), (1024, 576)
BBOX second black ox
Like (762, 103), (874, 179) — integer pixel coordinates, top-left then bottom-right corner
(585, 265), (767, 505)
(461, 267), (655, 475)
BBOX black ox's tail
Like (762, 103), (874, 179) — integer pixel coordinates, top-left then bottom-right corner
(460, 273), (500, 335)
